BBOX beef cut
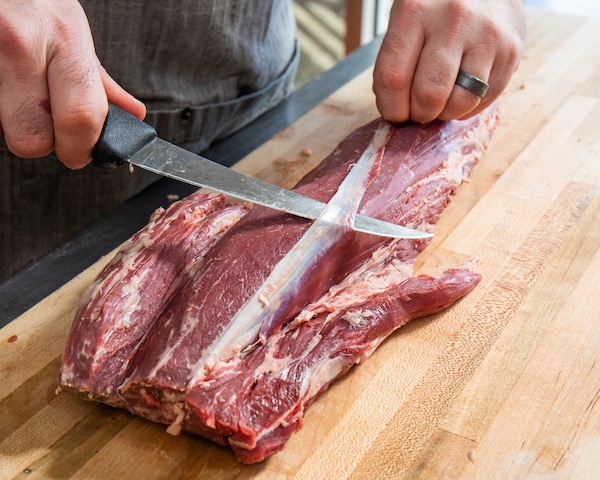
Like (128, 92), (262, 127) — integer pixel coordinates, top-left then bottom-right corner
(58, 105), (499, 463)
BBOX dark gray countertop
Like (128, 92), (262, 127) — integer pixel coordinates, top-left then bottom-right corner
(0, 38), (381, 328)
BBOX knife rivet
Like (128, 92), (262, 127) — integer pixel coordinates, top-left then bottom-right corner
(180, 107), (193, 121)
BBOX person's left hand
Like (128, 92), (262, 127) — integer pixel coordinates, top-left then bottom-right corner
(372, 0), (527, 124)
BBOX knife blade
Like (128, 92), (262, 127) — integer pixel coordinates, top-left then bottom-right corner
(93, 104), (432, 240)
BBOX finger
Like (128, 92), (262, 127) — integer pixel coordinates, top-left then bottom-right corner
(451, 4), (526, 120)
(439, 25), (496, 120)
(408, 35), (464, 124)
(46, 52), (107, 169)
(100, 66), (147, 120)
(461, 37), (524, 119)
(43, 0), (110, 170)
(44, 16), (109, 170)
(459, 65), (507, 119)
(372, 2), (425, 123)
(438, 64), (490, 121)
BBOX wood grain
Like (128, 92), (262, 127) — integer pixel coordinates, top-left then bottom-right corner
(2, 8), (600, 479)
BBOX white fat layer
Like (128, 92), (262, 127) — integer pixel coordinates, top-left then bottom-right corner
(184, 209), (245, 277)
(206, 210), (245, 238)
(253, 332), (323, 382)
(255, 348), (293, 379)
(301, 355), (350, 399)
(166, 403), (186, 436)
(75, 199), (196, 309)
(342, 309), (375, 327)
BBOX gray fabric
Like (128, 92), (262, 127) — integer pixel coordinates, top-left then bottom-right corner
(81, 0), (298, 152)
(0, 0), (298, 281)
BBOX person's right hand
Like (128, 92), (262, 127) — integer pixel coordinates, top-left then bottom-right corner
(0, 0), (146, 169)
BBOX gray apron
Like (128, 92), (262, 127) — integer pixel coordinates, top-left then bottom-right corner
(0, 0), (298, 281)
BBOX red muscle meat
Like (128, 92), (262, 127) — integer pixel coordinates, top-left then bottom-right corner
(58, 105), (500, 463)
(59, 193), (249, 405)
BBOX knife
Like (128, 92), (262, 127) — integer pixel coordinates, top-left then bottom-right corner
(93, 105), (432, 240)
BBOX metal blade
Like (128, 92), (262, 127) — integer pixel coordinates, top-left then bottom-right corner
(130, 138), (432, 240)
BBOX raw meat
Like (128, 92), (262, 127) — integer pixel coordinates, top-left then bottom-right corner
(59, 193), (249, 405)
(58, 104), (499, 463)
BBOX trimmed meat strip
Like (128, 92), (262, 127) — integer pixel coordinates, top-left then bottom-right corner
(59, 193), (249, 405)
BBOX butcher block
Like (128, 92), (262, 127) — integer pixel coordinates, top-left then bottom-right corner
(1, 7), (600, 479)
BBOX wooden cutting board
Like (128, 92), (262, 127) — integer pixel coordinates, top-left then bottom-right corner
(2, 8), (600, 479)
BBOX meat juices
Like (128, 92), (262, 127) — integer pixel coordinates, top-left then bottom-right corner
(58, 105), (500, 463)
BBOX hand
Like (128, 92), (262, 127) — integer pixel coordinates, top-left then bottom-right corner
(373, 0), (527, 123)
(0, 0), (146, 169)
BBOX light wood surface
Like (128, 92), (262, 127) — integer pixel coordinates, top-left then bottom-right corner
(2, 8), (600, 479)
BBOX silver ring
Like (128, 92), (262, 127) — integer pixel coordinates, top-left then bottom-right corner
(455, 69), (489, 98)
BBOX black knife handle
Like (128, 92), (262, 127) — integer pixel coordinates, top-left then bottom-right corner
(92, 104), (157, 169)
